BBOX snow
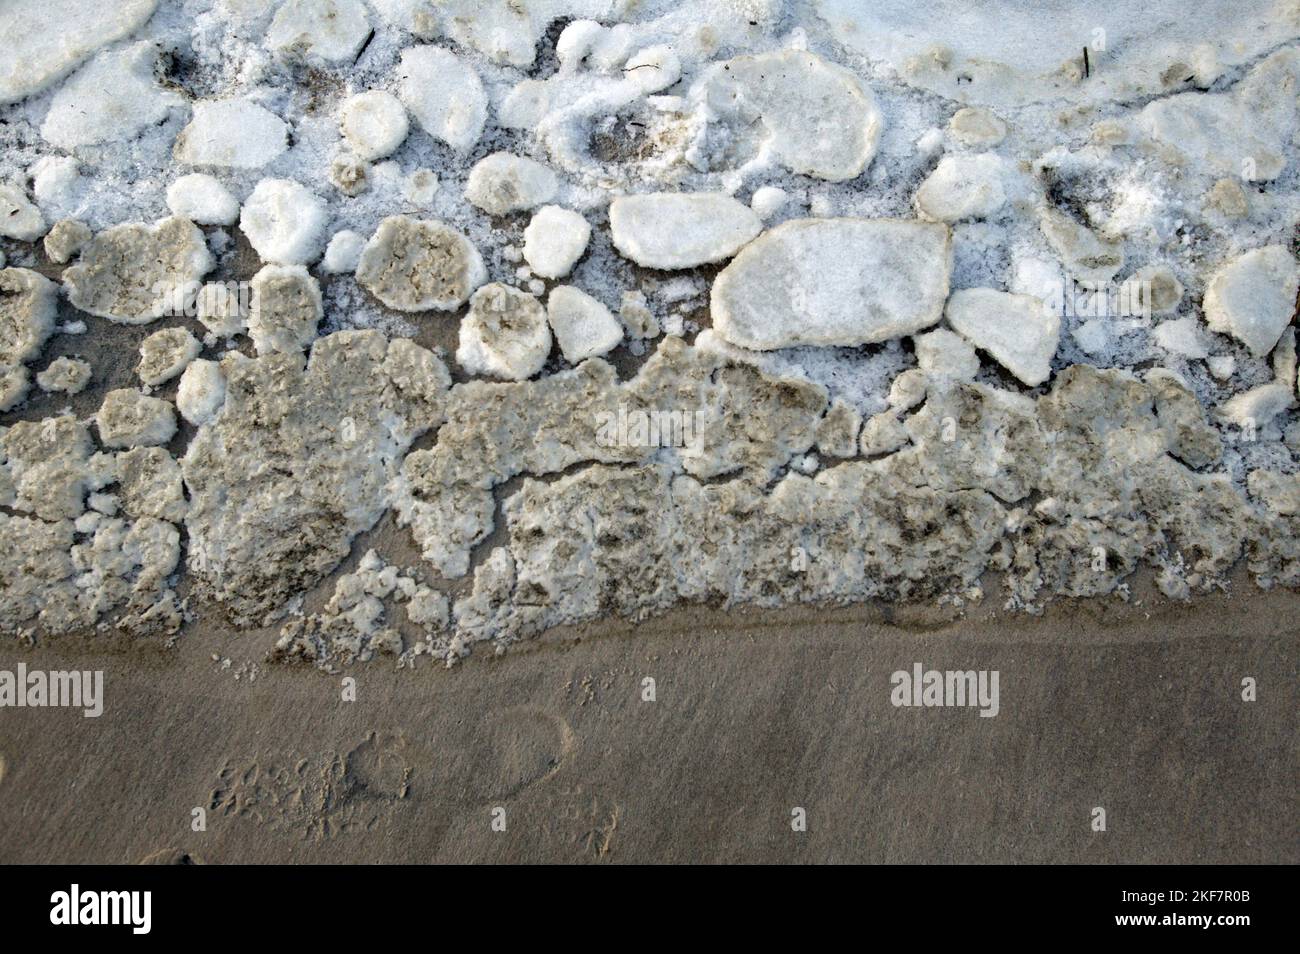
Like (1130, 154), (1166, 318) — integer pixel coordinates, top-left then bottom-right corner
(166, 174), (239, 226)
(609, 193), (761, 270)
(239, 179), (329, 265)
(711, 219), (951, 350)
(946, 288), (1061, 387)
(523, 206), (592, 279)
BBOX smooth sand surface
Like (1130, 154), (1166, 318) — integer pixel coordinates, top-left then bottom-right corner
(0, 574), (1295, 864)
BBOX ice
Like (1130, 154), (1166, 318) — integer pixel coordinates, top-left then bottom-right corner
(0, 185), (46, 242)
(267, 0), (371, 63)
(1202, 246), (1300, 358)
(691, 50), (882, 181)
(322, 230), (366, 274)
(523, 206), (591, 279)
(174, 100), (289, 169)
(547, 285), (623, 362)
(398, 46), (487, 152)
(166, 175), (240, 226)
(464, 153), (558, 216)
(41, 42), (184, 150)
(946, 288), (1061, 387)
(339, 91), (410, 161)
(456, 283), (552, 381)
(915, 155), (1019, 223)
(239, 179), (329, 265)
(609, 193), (761, 270)
(176, 359), (226, 426)
(711, 219), (951, 350)
(0, 0), (159, 104)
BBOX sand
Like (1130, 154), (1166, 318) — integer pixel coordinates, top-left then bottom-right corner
(1, 570), (1294, 864)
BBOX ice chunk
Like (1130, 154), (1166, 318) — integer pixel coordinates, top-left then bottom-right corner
(610, 193), (761, 270)
(339, 91), (409, 160)
(456, 283), (552, 381)
(523, 206), (591, 279)
(43, 220), (91, 264)
(711, 218), (951, 350)
(322, 230), (366, 274)
(196, 283), (248, 338)
(750, 186), (788, 221)
(914, 327), (979, 384)
(398, 46), (487, 152)
(1038, 207), (1124, 283)
(0, 184), (46, 241)
(36, 356), (91, 395)
(0, 0), (159, 105)
(248, 265), (322, 354)
(239, 179), (329, 265)
(1220, 382), (1294, 430)
(946, 288), (1061, 387)
(97, 389), (177, 449)
(1138, 48), (1300, 182)
(915, 154), (1016, 223)
(547, 285), (622, 363)
(464, 153), (558, 216)
(948, 107), (1007, 147)
(41, 43), (183, 150)
(693, 50), (882, 181)
(0, 268), (58, 365)
(63, 218), (214, 324)
(267, 0), (371, 63)
(355, 216), (486, 312)
(0, 365), (30, 412)
(174, 100), (289, 169)
(138, 327), (201, 386)
(166, 174), (239, 226)
(176, 359), (226, 426)
(1202, 246), (1300, 358)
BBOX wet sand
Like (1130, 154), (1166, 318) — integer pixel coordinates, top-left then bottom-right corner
(0, 575), (1295, 864)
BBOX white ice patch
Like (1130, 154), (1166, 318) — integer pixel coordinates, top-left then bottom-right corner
(166, 174), (239, 226)
(946, 288), (1061, 387)
(239, 179), (329, 265)
(41, 43), (184, 150)
(267, 0), (371, 63)
(398, 46), (487, 152)
(523, 206), (591, 279)
(174, 99), (289, 169)
(711, 218), (951, 350)
(0, 0), (159, 105)
(609, 193), (761, 270)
